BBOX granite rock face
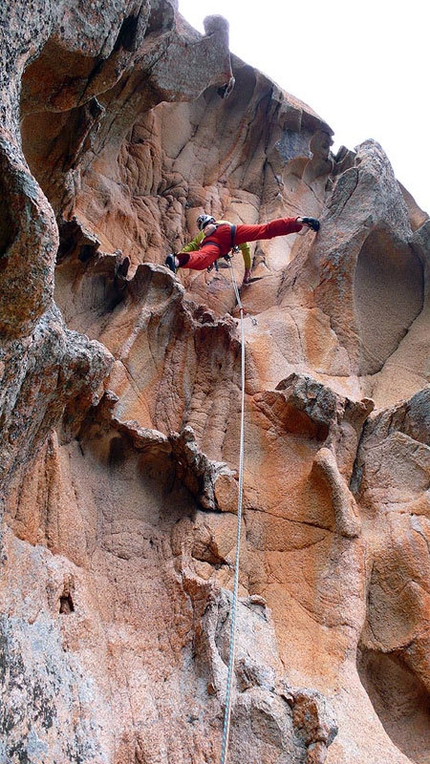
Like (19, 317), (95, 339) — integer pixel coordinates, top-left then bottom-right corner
(0, 2), (429, 763)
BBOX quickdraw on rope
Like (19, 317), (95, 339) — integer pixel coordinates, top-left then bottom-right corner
(219, 260), (247, 764)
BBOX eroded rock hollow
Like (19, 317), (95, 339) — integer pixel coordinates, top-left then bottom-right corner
(0, 2), (429, 763)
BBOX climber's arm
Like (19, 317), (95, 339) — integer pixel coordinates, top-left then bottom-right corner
(181, 231), (205, 253)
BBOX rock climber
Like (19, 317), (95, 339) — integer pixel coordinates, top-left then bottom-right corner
(180, 214), (253, 284)
(165, 215), (320, 279)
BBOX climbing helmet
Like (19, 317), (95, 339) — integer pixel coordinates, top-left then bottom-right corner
(197, 214), (216, 231)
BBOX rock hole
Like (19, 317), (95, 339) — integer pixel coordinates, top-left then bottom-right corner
(57, 218), (99, 263)
(114, 15), (139, 52)
(0, 196), (18, 260)
(59, 592), (74, 615)
(353, 229), (424, 374)
(78, 244), (95, 262)
(108, 435), (128, 468)
(358, 647), (430, 763)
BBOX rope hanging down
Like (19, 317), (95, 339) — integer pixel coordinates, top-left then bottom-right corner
(219, 262), (247, 764)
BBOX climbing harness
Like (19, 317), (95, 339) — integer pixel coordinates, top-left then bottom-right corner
(219, 260), (248, 764)
(207, 224), (236, 273)
(207, 253), (230, 274)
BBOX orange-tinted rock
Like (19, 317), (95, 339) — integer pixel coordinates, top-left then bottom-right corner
(0, 1), (429, 763)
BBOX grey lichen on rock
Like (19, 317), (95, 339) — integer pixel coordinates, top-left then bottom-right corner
(0, 1), (429, 763)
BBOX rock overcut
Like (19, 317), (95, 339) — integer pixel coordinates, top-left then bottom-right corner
(0, 2), (429, 763)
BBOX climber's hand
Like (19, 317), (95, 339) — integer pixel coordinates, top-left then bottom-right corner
(242, 268), (252, 285)
(299, 216), (320, 232)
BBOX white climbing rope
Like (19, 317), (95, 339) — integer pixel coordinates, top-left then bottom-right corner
(219, 261), (246, 764)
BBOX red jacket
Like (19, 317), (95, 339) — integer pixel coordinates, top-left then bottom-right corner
(177, 218), (303, 271)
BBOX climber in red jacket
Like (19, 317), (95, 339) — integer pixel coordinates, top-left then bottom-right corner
(165, 215), (320, 274)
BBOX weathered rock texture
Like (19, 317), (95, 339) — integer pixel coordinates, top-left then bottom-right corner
(0, 2), (429, 763)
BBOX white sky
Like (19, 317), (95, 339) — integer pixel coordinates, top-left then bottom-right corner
(178, 0), (429, 214)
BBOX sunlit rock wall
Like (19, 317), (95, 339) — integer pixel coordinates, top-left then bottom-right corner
(0, 2), (429, 763)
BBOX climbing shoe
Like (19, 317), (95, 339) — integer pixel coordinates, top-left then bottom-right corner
(165, 254), (177, 274)
(301, 217), (320, 232)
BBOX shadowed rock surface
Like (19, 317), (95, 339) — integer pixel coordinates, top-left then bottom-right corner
(0, 2), (429, 763)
